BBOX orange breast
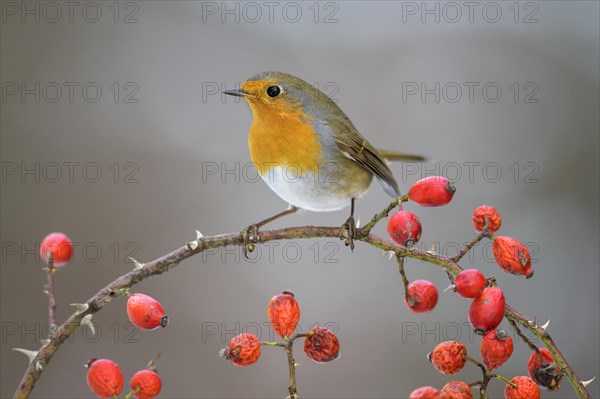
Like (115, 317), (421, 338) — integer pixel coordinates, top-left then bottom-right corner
(248, 104), (322, 176)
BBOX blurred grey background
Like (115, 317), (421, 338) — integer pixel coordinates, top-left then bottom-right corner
(1, 1), (598, 398)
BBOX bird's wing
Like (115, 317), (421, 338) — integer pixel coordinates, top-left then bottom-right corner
(376, 149), (425, 162)
(330, 116), (400, 198)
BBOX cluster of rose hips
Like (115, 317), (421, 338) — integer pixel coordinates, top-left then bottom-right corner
(385, 176), (561, 398)
(38, 233), (169, 398)
(86, 358), (162, 399)
(220, 291), (340, 368)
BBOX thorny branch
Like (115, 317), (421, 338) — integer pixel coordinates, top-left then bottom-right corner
(13, 199), (592, 399)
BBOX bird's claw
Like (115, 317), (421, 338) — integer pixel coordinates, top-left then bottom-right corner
(340, 216), (356, 251)
(241, 224), (260, 258)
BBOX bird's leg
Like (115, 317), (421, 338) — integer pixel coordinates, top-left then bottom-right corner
(340, 198), (356, 251)
(242, 205), (299, 258)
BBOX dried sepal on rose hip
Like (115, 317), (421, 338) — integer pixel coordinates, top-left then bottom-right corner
(468, 286), (505, 334)
(504, 376), (540, 399)
(222, 333), (261, 366)
(86, 358), (123, 398)
(408, 176), (456, 207)
(449, 269), (486, 299)
(439, 381), (472, 399)
(387, 210), (422, 247)
(480, 329), (514, 370)
(303, 327), (340, 363)
(267, 290), (300, 339)
(527, 348), (562, 390)
(492, 236), (534, 278)
(405, 279), (438, 313)
(409, 386), (440, 399)
(472, 205), (502, 234)
(127, 293), (169, 331)
(130, 369), (162, 399)
(428, 341), (467, 375)
(40, 232), (73, 267)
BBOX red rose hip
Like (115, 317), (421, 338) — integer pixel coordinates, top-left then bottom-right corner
(227, 333), (261, 366)
(40, 232), (73, 267)
(440, 381), (472, 399)
(453, 269), (486, 298)
(304, 327), (340, 363)
(267, 290), (300, 339)
(428, 341), (467, 375)
(492, 236), (534, 278)
(405, 280), (438, 313)
(408, 176), (456, 207)
(504, 376), (540, 399)
(387, 210), (422, 247)
(468, 287), (505, 334)
(86, 358), (123, 398)
(527, 348), (562, 390)
(472, 205), (502, 234)
(130, 369), (162, 399)
(127, 293), (169, 331)
(480, 329), (513, 370)
(409, 386), (440, 399)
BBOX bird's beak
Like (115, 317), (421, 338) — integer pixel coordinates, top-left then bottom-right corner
(223, 88), (248, 97)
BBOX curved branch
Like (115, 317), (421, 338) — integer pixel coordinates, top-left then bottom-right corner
(14, 223), (591, 399)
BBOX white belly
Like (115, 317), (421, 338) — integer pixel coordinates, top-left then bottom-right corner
(260, 165), (371, 212)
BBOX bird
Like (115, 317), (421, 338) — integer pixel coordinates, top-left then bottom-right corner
(224, 71), (423, 254)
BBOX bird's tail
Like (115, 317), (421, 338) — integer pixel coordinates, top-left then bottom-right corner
(377, 149), (426, 162)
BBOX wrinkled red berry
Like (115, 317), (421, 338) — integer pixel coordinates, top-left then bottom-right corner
(472, 205), (502, 234)
(130, 369), (161, 399)
(227, 333), (261, 366)
(409, 386), (440, 399)
(440, 381), (472, 399)
(527, 348), (562, 390)
(504, 376), (540, 399)
(127, 293), (169, 331)
(480, 329), (513, 370)
(404, 280), (438, 313)
(267, 290), (300, 339)
(405, 280), (438, 313)
(492, 236), (534, 278)
(468, 287), (505, 334)
(387, 210), (422, 247)
(40, 232), (73, 267)
(86, 358), (123, 398)
(428, 341), (467, 375)
(408, 176), (456, 207)
(303, 327), (340, 363)
(453, 269), (486, 298)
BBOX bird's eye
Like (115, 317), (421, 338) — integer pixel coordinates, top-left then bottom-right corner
(266, 86), (281, 97)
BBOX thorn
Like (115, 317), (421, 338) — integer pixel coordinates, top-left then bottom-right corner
(527, 318), (537, 328)
(426, 241), (438, 255)
(35, 361), (44, 371)
(128, 256), (145, 270)
(39, 339), (51, 348)
(187, 240), (199, 251)
(444, 284), (456, 293)
(355, 217), (361, 229)
(381, 250), (395, 261)
(540, 319), (550, 331)
(81, 314), (95, 335)
(582, 377), (596, 387)
(196, 230), (204, 239)
(13, 348), (38, 363)
(70, 303), (89, 315)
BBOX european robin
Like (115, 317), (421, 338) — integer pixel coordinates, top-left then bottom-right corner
(224, 71), (423, 254)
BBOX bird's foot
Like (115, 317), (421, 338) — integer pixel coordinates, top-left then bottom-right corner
(340, 216), (356, 251)
(241, 224), (260, 258)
